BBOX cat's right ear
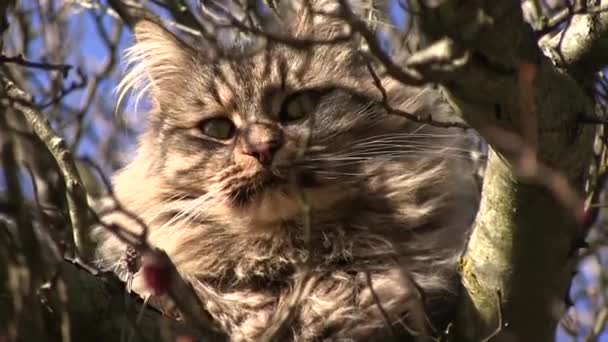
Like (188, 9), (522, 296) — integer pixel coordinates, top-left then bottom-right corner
(118, 20), (197, 109)
(132, 20), (194, 58)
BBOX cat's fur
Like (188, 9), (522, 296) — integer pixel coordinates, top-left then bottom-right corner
(94, 1), (480, 340)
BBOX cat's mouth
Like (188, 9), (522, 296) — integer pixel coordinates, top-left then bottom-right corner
(217, 168), (354, 223)
(225, 169), (321, 208)
(227, 171), (287, 207)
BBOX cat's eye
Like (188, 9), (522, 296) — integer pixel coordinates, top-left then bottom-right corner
(279, 90), (322, 123)
(199, 117), (235, 140)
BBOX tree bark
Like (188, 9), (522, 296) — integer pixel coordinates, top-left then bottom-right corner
(1, 1), (606, 341)
(408, 1), (603, 340)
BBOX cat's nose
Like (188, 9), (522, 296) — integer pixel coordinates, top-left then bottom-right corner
(242, 141), (279, 166)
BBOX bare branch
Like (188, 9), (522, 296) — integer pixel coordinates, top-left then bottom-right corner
(366, 63), (469, 129)
(1, 73), (92, 260)
(541, 2), (608, 75)
(335, 0), (425, 86)
(75, 162), (229, 340)
(0, 54), (73, 75)
(397, 1), (597, 340)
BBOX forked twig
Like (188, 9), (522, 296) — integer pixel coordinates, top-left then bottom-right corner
(0, 54), (73, 75)
(365, 271), (399, 339)
(366, 63), (469, 129)
(480, 289), (508, 342)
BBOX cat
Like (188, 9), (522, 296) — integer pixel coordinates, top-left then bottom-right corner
(94, 1), (480, 340)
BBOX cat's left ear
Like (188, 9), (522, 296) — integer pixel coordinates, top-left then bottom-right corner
(118, 20), (198, 107)
(133, 20), (194, 53)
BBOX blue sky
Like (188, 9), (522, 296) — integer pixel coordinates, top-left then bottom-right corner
(1, 0), (604, 340)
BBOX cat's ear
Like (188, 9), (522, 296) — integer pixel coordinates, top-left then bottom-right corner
(133, 20), (193, 57)
(118, 20), (197, 109)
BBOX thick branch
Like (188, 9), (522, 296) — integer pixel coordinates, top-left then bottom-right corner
(541, 3), (608, 78)
(1, 74), (92, 260)
(408, 1), (597, 341)
(53, 261), (199, 341)
(0, 247), (200, 341)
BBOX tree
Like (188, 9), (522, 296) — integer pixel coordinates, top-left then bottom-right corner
(0, 0), (607, 341)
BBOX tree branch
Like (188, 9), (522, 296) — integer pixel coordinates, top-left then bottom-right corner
(0, 54), (73, 75)
(403, 1), (597, 340)
(1, 72), (229, 341)
(540, 2), (608, 77)
(1, 73), (92, 260)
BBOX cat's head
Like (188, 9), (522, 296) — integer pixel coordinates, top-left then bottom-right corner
(119, 2), (461, 224)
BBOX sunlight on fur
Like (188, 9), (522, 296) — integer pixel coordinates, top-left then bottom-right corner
(93, 1), (481, 340)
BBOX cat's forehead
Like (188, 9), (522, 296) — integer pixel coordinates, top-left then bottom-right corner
(195, 44), (361, 115)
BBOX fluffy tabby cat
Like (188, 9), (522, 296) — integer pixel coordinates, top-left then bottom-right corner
(95, 1), (480, 340)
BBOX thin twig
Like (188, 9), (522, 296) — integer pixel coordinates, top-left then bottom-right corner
(0, 54), (73, 76)
(77, 157), (150, 239)
(71, 159), (228, 340)
(37, 68), (87, 109)
(198, 1), (353, 50)
(479, 289), (508, 342)
(258, 82), (318, 341)
(258, 269), (316, 342)
(366, 63), (469, 129)
(365, 271), (399, 339)
(336, 0), (425, 86)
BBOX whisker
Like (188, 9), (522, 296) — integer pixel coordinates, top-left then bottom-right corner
(304, 148), (475, 161)
(157, 191), (217, 231)
(139, 193), (189, 221)
(298, 153), (475, 170)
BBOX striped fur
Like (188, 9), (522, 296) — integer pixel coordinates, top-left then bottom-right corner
(95, 2), (479, 340)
